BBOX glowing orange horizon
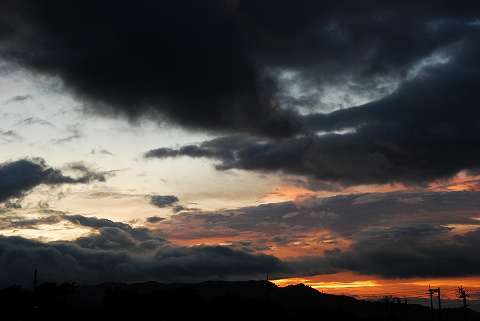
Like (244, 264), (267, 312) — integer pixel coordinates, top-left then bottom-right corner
(272, 272), (480, 301)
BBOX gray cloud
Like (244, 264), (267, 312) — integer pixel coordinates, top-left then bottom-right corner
(172, 205), (186, 213)
(15, 117), (53, 127)
(150, 195), (179, 208)
(51, 126), (82, 144)
(0, 215), (61, 229)
(64, 214), (168, 250)
(288, 227), (480, 279)
(63, 214), (130, 230)
(0, 158), (108, 202)
(146, 216), (165, 224)
(74, 227), (138, 251)
(91, 148), (113, 155)
(0, 235), (288, 288)
(0, 130), (21, 143)
(160, 191), (480, 241)
(290, 191), (480, 237)
(0, 190), (479, 286)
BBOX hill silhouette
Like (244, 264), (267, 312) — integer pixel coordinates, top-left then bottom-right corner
(1, 281), (479, 320)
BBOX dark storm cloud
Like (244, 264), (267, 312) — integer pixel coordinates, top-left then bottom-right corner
(0, 235), (288, 288)
(148, 62), (480, 187)
(238, 1), (480, 68)
(297, 65), (480, 186)
(237, 1), (480, 110)
(128, 0), (480, 187)
(0, 0), (299, 139)
(150, 195), (179, 208)
(2, 1), (477, 139)
(0, 158), (108, 202)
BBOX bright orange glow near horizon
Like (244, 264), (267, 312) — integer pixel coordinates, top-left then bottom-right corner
(272, 273), (480, 301)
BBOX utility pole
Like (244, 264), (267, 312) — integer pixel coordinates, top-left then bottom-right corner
(33, 268), (37, 292)
(266, 275), (270, 302)
(428, 285), (435, 321)
(436, 287), (442, 321)
(428, 285), (442, 321)
(322, 291), (325, 310)
(33, 268), (38, 310)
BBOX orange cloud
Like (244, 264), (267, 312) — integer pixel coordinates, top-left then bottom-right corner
(429, 172), (480, 192)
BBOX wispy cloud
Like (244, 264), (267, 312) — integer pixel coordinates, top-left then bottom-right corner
(3, 94), (33, 105)
(15, 117), (53, 127)
(0, 130), (21, 143)
(50, 125), (82, 144)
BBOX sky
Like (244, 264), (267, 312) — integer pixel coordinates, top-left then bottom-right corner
(0, 0), (480, 310)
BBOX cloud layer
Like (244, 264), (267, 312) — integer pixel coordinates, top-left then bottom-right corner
(0, 234), (287, 287)
(1, 190), (479, 287)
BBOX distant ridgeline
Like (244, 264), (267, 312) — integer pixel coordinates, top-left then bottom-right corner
(1, 281), (478, 321)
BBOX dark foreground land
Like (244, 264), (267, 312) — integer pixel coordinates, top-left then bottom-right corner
(1, 281), (479, 321)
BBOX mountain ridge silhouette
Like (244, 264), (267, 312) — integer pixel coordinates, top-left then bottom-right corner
(69, 280), (480, 320)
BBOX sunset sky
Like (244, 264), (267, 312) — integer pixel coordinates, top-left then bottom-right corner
(0, 0), (480, 311)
